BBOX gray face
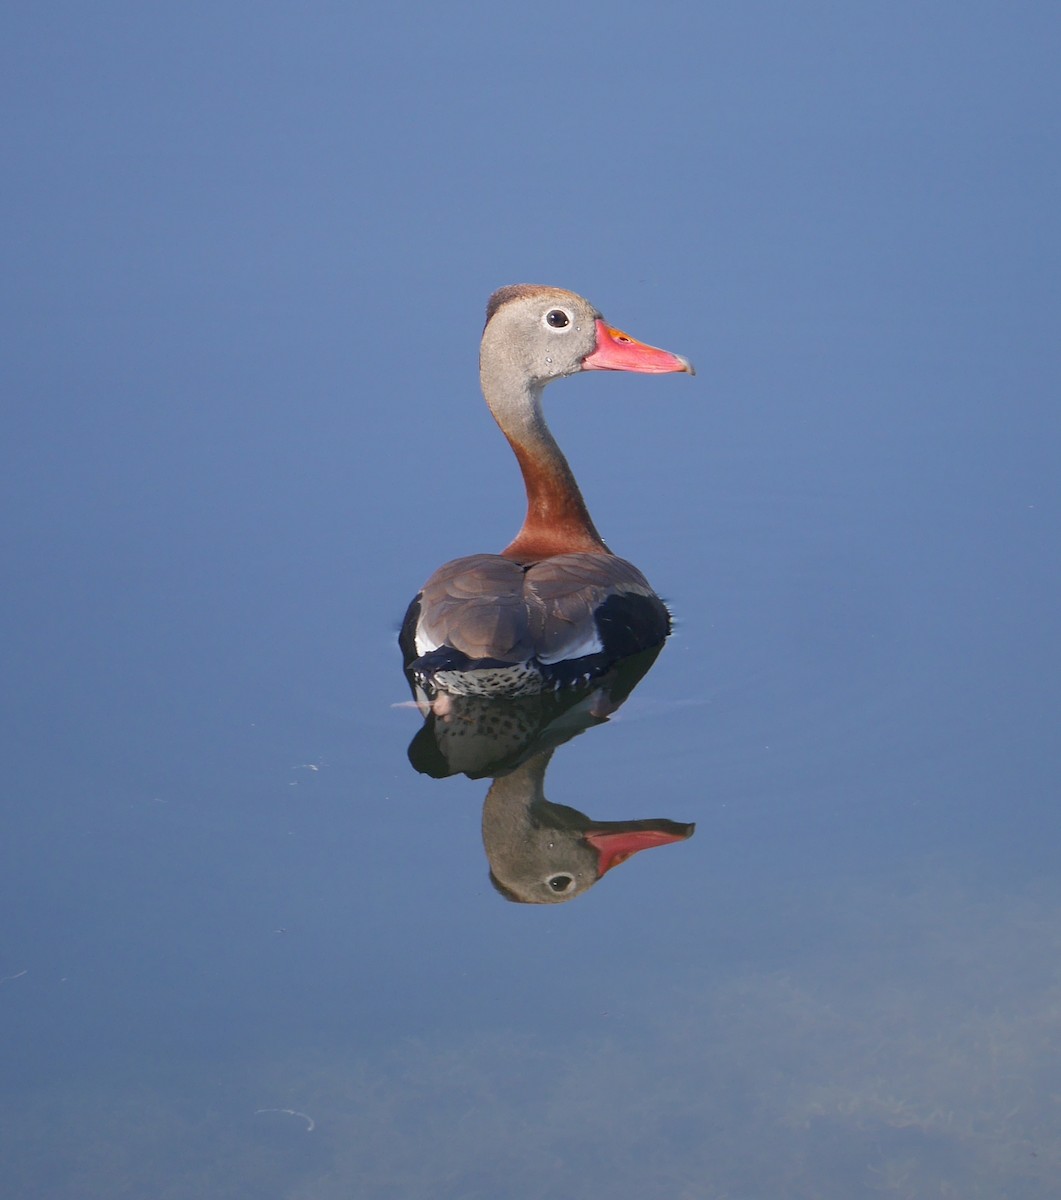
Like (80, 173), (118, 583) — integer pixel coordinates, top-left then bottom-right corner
(480, 286), (601, 386)
(489, 834), (601, 904)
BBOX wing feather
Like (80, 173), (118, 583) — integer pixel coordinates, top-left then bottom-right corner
(415, 555), (534, 662)
(525, 554), (660, 664)
(411, 552), (666, 668)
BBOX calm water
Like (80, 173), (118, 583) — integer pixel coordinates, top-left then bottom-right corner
(4, 6), (1060, 1198)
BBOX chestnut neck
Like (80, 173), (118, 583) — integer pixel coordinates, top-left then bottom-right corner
(480, 368), (610, 562)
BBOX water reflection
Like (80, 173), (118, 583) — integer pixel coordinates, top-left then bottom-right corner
(404, 649), (695, 903)
(481, 751), (693, 903)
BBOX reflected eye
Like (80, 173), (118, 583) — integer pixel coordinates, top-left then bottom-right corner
(547, 874), (573, 893)
(545, 309), (571, 329)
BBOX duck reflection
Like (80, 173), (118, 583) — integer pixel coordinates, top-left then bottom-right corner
(404, 649), (695, 904)
(481, 750), (693, 903)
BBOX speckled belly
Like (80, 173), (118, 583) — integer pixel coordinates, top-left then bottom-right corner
(428, 662), (544, 698)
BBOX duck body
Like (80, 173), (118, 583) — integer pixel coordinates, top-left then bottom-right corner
(400, 551), (670, 697)
(401, 284), (693, 699)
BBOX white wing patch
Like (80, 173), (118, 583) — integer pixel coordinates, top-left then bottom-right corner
(536, 628), (603, 665)
(414, 625), (441, 656)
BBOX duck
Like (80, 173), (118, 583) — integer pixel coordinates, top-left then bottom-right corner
(400, 284), (694, 698)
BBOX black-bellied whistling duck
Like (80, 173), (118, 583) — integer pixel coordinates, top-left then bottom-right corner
(400, 285), (694, 697)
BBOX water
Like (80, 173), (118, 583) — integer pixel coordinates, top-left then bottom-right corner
(3, 384), (1057, 1195)
(3, 6), (1060, 1197)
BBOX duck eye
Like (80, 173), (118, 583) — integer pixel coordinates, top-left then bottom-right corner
(547, 874), (573, 893)
(545, 309), (570, 329)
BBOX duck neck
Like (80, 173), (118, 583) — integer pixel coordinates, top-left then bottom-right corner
(480, 367), (610, 562)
